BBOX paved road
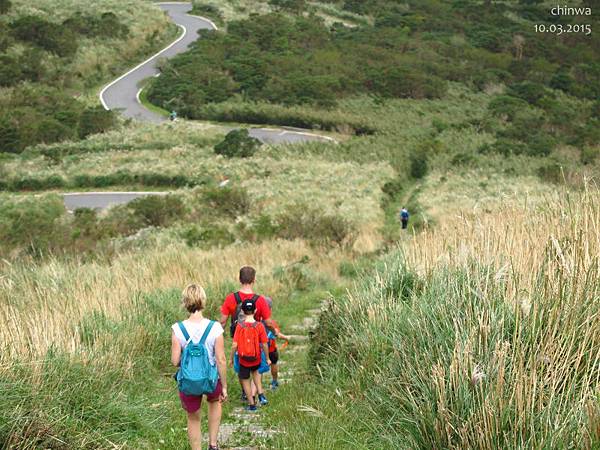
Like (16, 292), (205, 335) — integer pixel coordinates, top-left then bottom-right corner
(63, 192), (168, 211)
(74, 3), (333, 211)
(99, 2), (334, 144)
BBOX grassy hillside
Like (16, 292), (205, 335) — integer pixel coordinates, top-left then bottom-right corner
(1, 0), (598, 448)
(268, 185), (600, 449)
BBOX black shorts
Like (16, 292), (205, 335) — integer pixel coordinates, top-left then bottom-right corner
(269, 350), (279, 365)
(238, 363), (260, 380)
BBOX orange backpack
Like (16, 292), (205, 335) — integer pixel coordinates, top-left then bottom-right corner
(237, 322), (260, 362)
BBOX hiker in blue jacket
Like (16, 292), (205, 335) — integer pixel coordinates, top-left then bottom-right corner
(400, 207), (409, 229)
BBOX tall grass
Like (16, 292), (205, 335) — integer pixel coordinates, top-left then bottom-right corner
(274, 184), (600, 449)
(0, 240), (344, 362)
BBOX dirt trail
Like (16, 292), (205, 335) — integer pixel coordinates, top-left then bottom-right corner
(217, 305), (324, 449)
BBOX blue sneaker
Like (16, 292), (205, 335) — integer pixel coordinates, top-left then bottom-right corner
(258, 394), (268, 406)
(245, 404), (257, 412)
(270, 380), (279, 390)
(241, 392), (247, 402)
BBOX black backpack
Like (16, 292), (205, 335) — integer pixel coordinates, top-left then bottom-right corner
(230, 292), (259, 337)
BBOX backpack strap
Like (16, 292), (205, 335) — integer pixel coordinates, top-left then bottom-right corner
(177, 321), (191, 342)
(198, 320), (215, 346)
(234, 291), (242, 305)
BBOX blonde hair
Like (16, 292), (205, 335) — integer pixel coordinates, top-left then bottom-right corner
(182, 284), (207, 313)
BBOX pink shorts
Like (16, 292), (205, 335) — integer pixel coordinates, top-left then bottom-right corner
(179, 379), (223, 413)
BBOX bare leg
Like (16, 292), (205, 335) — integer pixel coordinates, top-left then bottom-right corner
(207, 400), (222, 447)
(251, 370), (264, 395)
(241, 378), (255, 405)
(186, 410), (202, 450)
(271, 363), (278, 382)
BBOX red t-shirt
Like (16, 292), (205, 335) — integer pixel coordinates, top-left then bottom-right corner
(233, 321), (268, 367)
(221, 291), (271, 322)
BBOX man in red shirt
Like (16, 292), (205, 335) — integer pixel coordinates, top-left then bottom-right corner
(220, 266), (276, 337)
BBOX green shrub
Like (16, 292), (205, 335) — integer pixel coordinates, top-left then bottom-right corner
(537, 160), (563, 184)
(273, 258), (313, 291)
(200, 186), (251, 218)
(0, 0), (11, 14)
(127, 195), (186, 228)
(190, 2), (224, 25)
(214, 129), (261, 158)
(180, 223), (235, 248)
(276, 205), (356, 247)
(237, 213), (279, 242)
(581, 147), (599, 165)
(507, 82), (548, 106)
(409, 149), (429, 179)
(78, 106), (117, 139)
(0, 195), (66, 257)
(10, 15), (78, 57)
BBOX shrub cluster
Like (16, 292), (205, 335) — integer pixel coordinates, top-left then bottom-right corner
(0, 11), (130, 152)
(0, 171), (206, 192)
(0, 87), (117, 154)
(214, 129), (261, 158)
(147, 12), (448, 115)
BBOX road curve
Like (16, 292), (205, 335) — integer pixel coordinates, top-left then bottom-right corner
(99, 2), (335, 144)
(77, 3), (333, 211)
(100, 3), (214, 123)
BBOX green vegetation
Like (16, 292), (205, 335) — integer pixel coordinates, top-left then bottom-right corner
(1, 0), (599, 448)
(268, 189), (600, 448)
(214, 128), (262, 158)
(0, 0), (175, 152)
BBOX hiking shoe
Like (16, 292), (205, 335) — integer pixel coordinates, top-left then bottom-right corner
(270, 380), (279, 390)
(245, 404), (258, 412)
(241, 392), (247, 402)
(258, 394), (268, 406)
(208, 446), (219, 450)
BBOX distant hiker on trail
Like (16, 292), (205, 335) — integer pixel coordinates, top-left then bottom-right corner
(400, 207), (410, 229)
(169, 110), (177, 121)
(231, 299), (270, 411)
(263, 297), (290, 390)
(171, 284), (228, 450)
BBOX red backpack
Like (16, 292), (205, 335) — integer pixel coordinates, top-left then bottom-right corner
(237, 322), (260, 362)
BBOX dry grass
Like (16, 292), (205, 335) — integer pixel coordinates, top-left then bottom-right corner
(0, 239), (345, 364)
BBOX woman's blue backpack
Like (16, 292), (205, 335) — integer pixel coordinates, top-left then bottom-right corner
(176, 321), (219, 395)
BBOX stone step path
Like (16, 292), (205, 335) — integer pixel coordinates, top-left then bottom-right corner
(218, 300), (324, 449)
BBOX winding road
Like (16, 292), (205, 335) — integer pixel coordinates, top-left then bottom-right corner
(64, 2), (332, 211)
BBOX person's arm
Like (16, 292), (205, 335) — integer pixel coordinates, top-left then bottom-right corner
(277, 330), (290, 341)
(219, 296), (232, 328)
(230, 342), (237, 367)
(262, 342), (271, 365)
(214, 334), (228, 402)
(171, 331), (181, 367)
(219, 313), (229, 328)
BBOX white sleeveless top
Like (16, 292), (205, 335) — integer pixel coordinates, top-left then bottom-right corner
(172, 318), (224, 366)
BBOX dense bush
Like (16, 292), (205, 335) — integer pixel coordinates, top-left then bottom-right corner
(276, 205), (356, 247)
(0, 195), (67, 257)
(148, 12), (448, 116)
(199, 186), (251, 218)
(214, 129), (261, 158)
(10, 15), (78, 57)
(126, 195), (186, 228)
(409, 150), (429, 179)
(78, 107), (117, 139)
(0, 0), (11, 14)
(180, 223), (234, 248)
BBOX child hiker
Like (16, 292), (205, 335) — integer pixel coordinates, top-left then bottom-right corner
(263, 297), (290, 390)
(171, 284), (228, 450)
(231, 299), (270, 411)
